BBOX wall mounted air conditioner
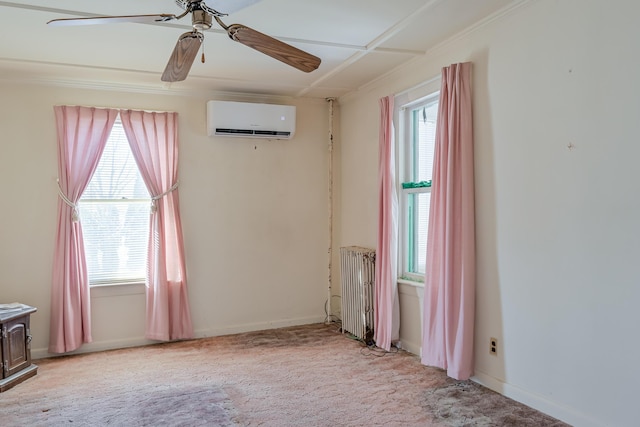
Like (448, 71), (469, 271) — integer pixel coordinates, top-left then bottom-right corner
(206, 100), (296, 139)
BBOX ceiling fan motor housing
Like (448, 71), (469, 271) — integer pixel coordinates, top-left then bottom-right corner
(192, 9), (212, 30)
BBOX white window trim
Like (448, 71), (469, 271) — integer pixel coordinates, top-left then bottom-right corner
(395, 83), (440, 284)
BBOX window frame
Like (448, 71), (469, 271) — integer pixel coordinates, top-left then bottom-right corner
(397, 91), (439, 283)
(78, 117), (151, 287)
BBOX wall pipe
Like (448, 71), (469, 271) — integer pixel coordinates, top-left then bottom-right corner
(326, 97), (336, 323)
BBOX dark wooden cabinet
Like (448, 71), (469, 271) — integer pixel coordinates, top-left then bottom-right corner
(0, 305), (37, 393)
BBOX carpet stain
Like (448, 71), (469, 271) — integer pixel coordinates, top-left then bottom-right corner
(10, 385), (237, 426)
(423, 381), (568, 427)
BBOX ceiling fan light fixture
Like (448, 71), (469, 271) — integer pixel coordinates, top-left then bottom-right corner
(191, 9), (212, 30)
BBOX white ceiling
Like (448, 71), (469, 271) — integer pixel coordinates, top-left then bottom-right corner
(0, 0), (521, 99)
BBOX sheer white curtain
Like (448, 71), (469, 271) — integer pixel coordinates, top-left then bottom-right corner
(421, 62), (476, 380)
(120, 109), (193, 341)
(50, 106), (118, 353)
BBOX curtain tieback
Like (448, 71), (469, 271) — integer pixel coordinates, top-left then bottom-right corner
(56, 179), (79, 222)
(150, 181), (179, 213)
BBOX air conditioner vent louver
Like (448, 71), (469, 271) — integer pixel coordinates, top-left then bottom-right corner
(214, 128), (292, 137)
(207, 100), (296, 139)
(215, 128), (253, 135)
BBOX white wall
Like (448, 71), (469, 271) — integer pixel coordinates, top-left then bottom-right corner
(337, 1), (640, 426)
(0, 82), (330, 356)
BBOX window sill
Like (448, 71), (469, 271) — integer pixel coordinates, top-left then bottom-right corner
(90, 281), (145, 298)
(397, 279), (424, 299)
(397, 278), (425, 288)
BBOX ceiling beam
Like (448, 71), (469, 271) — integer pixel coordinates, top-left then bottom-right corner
(296, 0), (443, 97)
(0, 1), (423, 55)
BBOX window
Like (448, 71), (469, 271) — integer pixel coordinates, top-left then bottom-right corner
(78, 119), (151, 286)
(399, 94), (439, 281)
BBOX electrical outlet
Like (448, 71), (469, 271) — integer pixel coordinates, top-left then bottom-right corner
(490, 337), (498, 356)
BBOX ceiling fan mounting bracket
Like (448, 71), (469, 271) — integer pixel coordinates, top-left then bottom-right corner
(175, 1), (227, 18)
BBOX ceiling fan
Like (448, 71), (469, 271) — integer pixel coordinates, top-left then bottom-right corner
(47, 0), (321, 82)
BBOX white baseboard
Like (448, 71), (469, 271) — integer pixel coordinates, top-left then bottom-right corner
(31, 336), (155, 360)
(472, 371), (605, 427)
(31, 315), (326, 360)
(397, 340), (421, 356)
(192, 315), (327, 339)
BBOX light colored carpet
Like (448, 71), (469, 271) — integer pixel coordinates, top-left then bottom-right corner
(1, 323), (569, 426)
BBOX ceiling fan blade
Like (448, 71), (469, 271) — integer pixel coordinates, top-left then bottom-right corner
(226, 24), (321, 73)
(161, 32), (203, 82)
(47, 14), (178, 27)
